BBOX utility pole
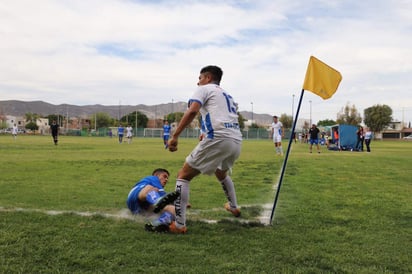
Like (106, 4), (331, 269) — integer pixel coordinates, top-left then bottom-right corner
(309, 100), (312, 125)
(251, 102), (254, 123)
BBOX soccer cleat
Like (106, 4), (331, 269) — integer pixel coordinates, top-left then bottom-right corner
(153, 191), (180, 213)
(169, 221), (187, 234)
(224, 202), (241, 217)
(145, 222), (170, 233)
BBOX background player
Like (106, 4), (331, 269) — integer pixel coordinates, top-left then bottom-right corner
(271, 115), (284, 156)
(162, 120), (171, 149)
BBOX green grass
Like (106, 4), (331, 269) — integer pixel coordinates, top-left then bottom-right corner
(0, 135), (411, 273)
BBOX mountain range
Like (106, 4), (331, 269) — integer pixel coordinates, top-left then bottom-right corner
(0, 100), (273, 125)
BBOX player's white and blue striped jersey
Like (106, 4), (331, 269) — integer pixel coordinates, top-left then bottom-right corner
(126, 176), (166, 213)
(271, 121), (283, 136)
(189, 83), (242, 141)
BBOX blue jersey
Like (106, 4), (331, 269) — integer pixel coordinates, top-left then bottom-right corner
(118, 126), (124, 136)
(163, 124), (171, 136)
(126, 176), (166, 214)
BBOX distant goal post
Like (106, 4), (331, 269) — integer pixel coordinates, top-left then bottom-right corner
(143, 128), (163, 138)
(142, 127), (202, 138)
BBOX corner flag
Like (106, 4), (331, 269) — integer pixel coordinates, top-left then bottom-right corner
(269, 56), (342, 225)
(303, 56), (342, 99)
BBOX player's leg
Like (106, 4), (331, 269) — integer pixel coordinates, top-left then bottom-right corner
(170, 163), (199, 233)
(216, 169), (241, 217)
(164, 135), (169, 149)
(138, 186), (179, 214)
(145, 205), (176, 232)
(215, 140), (241, 217)
(277, 137), (284, 155)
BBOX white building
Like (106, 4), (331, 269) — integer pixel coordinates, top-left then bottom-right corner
(5, 115), (26, 129)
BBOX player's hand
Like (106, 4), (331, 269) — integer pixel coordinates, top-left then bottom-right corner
(168, 137), (178, 152)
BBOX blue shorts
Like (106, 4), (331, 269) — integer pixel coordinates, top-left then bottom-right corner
(163, 135), (170, 141)
(309, 139), (319, 145)
(126, 184), (147, 214)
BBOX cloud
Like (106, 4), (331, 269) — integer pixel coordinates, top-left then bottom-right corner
(0, 0), (411, 123)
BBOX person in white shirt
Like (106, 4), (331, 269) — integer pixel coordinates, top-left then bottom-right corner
(12, 124), (18, 140)
(271, 116), (284, 155)
(126, 125), (133, 144)
(364, 128), (373, 152)
(167, 65), (242, 234)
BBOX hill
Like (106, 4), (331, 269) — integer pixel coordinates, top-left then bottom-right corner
(0, 100), (273, 125)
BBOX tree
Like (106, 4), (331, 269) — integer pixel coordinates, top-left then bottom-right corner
(0, 111), (6, 129)
(237, 112), (245, 130)
(25, 121), (38, 131)
(279, 113), (292, 129)
(336, 103), (362, 125)
(25, 112), (40, 123)
(317, 119), (336, 126)
(364, 104), (392, 133)
(0, 120), (7, 129)
(47, 114), (64, 126)
(249, 123), (260, 129)
(91, 112), (114, 128)
(166, 112), (184, 124)
(122, 111), (148, 128)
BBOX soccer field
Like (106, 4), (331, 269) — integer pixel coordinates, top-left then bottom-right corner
(1, 135), (411, 273)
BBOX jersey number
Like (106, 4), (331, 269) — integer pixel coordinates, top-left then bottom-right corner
(222, 92), (237, 114)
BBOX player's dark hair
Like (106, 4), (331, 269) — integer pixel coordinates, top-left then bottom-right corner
(152, 168), (170, 176)
(200, 65), (223, 84)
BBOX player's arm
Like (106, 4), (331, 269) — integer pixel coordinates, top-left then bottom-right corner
(168, 101), (201, 152)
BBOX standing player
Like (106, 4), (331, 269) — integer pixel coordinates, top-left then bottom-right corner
(117, 124), (124, 144)
(50, 120), (59, 145)
(271, 115), (284, 156)
(162, 120), (171, 149)
(309, 124), (321, 153)
(126, 124), (133, 144)
(168, 65), (242, 234)
(126, 168), (179, 232)
(12, 124), (18, 140)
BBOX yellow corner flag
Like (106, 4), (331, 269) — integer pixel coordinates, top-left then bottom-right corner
(303, 56), (342, 100)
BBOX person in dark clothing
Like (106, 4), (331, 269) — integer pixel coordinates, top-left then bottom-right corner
(309, 124), (321, 153)
(355, 126), (364, 151)
(50, 120), (59, 145)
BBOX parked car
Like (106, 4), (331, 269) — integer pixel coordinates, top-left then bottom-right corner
(403, 135), (412, 140)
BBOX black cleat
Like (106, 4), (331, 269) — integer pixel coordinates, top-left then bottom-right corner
(153, 191), (180, 213)
(145, 222), (170, 233)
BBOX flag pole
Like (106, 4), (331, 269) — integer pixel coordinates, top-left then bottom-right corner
(270, 89), (305, 225)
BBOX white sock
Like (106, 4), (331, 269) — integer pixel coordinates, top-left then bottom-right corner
(220, 176), (238, 208)
(279, 146), (283, 154)
(175, 179), (189, 228)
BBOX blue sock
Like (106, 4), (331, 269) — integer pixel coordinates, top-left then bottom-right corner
(153, 211), (174, 226)
(146, 190), (160, 205)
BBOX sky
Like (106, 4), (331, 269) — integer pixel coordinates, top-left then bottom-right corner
(1, 0), (411, 125)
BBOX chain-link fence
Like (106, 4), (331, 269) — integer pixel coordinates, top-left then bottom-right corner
(56, 127), (294, 140)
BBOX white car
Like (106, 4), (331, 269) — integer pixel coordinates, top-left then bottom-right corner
(403, 135), (412, 140)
